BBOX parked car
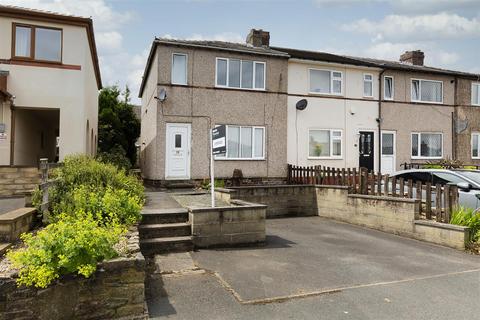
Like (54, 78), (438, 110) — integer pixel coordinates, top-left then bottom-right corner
(390, 169), (480, 209)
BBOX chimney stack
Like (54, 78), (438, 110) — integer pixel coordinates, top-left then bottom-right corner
(246, 29), (270, 47)
(400, 50), (425, 66)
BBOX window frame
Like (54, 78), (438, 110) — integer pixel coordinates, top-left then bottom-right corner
(472, 83), (480, 106)
(12, 22), (63, 64)
(411, 132), (443, 160)
(307, 128), (343, 159)
(410, 78), (444, 104)
(363, 73), (374, 98)
(384, 76), (394, 100)
(171, 53), (188, 85)
(215, 57), (266, 91)
(308, 68), (343, 96)
(471, 132), (480, 159)
(215, 125), (266, 160)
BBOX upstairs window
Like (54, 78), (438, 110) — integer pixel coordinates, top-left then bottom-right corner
(309, 69), (342, 95)
(472, 83), (480, 106)
(411, 132), (442, 159)
(363, 74), (373, 97)
(13, 24), (62, 62)
(384, 76), (394, 100)
(171, 53), (187, 85)
(216, 58), (265, 90)
(411, 79), (443, 103)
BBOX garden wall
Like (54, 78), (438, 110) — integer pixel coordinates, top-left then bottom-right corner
(0, 229), (147, 320)
(0, 166), (40, 197)
(189, 200), (267, 248)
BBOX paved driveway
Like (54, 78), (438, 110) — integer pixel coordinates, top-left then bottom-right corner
(148, 217), (480, 319)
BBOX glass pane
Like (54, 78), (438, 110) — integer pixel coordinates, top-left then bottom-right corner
(385, 77), (393, 99)
(227, 126), (240, 158)
(175, 134), (181, 148)
(241, 60), (253, 88)
(364, 81), (373, 96)
(421, 80), (442, 102)
(332, 139), (341, 156)
(473, 134), (479, 158)
(333, 72), (342, 79)
(412, 134), (419, 156)
(309, 130), (330, 157)
(172, 54), (187, 84)
(216, 59), (227, 86)
(382, 133), (394, 155)
(255, 62), (265, 89)
(228, 59), (240, 88)
(15, 26), (31, 57)
(254, 128), (264, 158)
(332, 79), (342, 94)
(420, 133), (442, 157)
(473, 84), (480, 105)
(240, 127), (252, 158)
(35, 28), (61, 62)
(412, 80), (420, 101)
(310, 70), (331, 93)
(364, 74), (372, 81)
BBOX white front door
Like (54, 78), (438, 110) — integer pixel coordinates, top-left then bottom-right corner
(165, 123), (191, 180)
(381, 130), (396, 174)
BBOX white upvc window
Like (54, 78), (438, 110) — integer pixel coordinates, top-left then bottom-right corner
(309, 69), (343, 95)
(216, 125), (265, 160)
(411, 132), (443, 159)
(363, 73), (373, 97)
(171, 53), (187, 85)
(472, 83), (480, 106)
(472, 133), (480, 159)
(411, 79), (443, 104)
(384, 76), (394, 100)
(308, 129), (342, 159)
(215, 58), (265, 90)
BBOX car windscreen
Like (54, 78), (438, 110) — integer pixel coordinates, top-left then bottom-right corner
(455, 171), (480, 186)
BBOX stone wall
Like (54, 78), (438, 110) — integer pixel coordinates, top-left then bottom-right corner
(0, 166), (40, 197)
(0, 228), (147, 320)
(189, 200), (267, 248)
(0, 207), (36, 242)
(413, 220), (470, 250)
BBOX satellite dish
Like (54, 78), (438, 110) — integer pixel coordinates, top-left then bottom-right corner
(158, 88), (167, 102)
(296, 99), (308, 110)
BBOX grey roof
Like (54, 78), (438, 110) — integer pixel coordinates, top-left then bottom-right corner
(154, 38), (290, 58)
(272, 46), (480, 80)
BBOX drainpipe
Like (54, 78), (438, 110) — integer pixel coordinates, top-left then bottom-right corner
(378, 69), (386, 173)
(452, 76), (458, 161)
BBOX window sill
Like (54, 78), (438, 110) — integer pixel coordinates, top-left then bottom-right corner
(308, 92), (343, 97)
(411, 156), (443, 160)
(215, 158), (266, 161)
(171, 82), (188, 86)
(411, 100), (443, 105)
(307, 157), (343, 160)
(215, 85), (266, 92)
(2, 59), (81, 71)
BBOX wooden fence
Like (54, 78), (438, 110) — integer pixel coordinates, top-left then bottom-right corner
(287, 164), (458, 223)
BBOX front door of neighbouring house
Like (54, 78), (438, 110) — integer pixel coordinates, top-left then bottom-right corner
(381, 131), (396, 175)
(359, 131), (374, 172)
(165, 123), (191, 180)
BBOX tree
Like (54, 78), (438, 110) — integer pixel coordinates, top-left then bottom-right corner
(98, 86), (140, 168)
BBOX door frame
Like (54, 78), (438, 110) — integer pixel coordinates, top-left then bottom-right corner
(165, 123), (191, 180)
(358, 129), (376, 172)
(381, 130), (396, 174)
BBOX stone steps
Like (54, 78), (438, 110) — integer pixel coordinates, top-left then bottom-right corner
(141, 208), (189, 224)
(0, 242), (12, 255)
(140, 236), (193, 256)
(138, 222), (191, 239)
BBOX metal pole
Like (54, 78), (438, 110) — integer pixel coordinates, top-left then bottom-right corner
(210, 128), (215, 208)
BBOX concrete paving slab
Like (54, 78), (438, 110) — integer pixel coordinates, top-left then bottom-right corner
(0, 197), (24, 215)
(154, 252), (199, 274)
(192, 217), (480, 302)
(145, 192), (183, 210)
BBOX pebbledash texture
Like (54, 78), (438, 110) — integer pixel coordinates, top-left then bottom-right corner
(0, 227), (147, 320)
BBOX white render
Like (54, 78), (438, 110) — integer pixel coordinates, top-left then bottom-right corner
(0, 13), (100, 166)
(287, 59), (380, 171)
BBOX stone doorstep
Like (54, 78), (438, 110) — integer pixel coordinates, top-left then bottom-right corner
(0, 207), (36, 223)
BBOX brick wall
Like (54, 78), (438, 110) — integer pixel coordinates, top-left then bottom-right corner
(0, 167), (40, 197)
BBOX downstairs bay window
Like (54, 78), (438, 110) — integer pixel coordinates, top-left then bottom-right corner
(216, 125), (265, 160)
(411, 132), (443, 159)
(308, 129), (342, 159)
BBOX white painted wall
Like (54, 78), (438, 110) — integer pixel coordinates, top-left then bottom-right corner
(287, 60), (380, 171)
(0, 16), (99, 165)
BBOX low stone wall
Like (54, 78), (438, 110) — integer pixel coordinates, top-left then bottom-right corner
(0, 207), (36, 242)
(189, 200), (267, 248)
(0, 166), (40, 197)
(0, 228), (147, 320)
(216, 185), (318, 218)
(413, 220), (470, 250)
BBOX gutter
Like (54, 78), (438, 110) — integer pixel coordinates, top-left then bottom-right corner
(378, 69), (386, 173)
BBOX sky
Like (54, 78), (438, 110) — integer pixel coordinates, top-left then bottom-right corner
(1, 0), (479, 104)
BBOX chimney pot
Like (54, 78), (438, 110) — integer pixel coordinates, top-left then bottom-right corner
(246, 29), (270, 47)
(400, 50), (425, 66)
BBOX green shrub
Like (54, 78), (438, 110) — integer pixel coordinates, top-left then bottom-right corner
(96, 145), (132, 171)
(7, 214), (123, 288)
(450, 206), (480, 242)
(200, 179), (225, 190)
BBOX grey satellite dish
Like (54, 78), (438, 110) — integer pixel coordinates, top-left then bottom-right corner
(296, 99), (308, 110)
(158, 88), (167, 102)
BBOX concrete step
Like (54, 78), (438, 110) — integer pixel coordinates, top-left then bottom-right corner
(141, 208), (189, 224)
(140, 236), (193, 256)
(163, 180), (196, 189)
(0, 242), (12, 256)
(139, 222), (191, 239)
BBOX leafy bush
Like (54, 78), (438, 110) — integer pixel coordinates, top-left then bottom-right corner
(96, 145), (132, 171)
(7, 214), (123, 288)
(450, 206), (480, 242)
(200, 179), (225, 190)
(424, 158), (464, 169)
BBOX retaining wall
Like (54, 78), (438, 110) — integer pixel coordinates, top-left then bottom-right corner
(0, 166), (40, 197)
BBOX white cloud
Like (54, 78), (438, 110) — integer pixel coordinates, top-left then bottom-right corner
(343, 13), (480, 41)
(95, 31), (123, 52)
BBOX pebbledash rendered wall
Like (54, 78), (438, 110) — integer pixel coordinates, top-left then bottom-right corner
(216, 185), (470, 250)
